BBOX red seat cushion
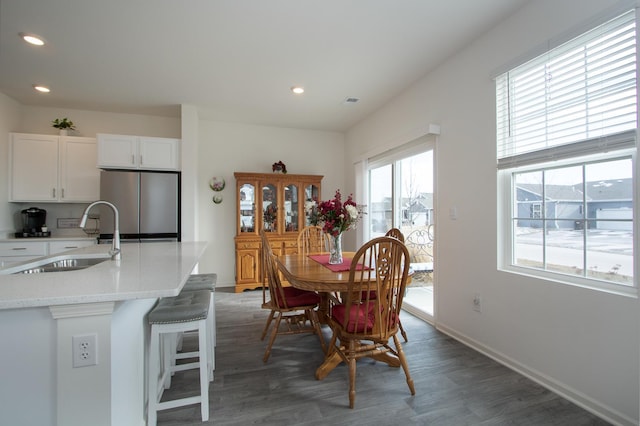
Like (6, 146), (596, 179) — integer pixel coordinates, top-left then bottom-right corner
(332, 303), (376, 333)
(362, 290), (377, 300)
(276, 287), (320, 308)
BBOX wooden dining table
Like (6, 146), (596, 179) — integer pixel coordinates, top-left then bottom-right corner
(276, 252), (404, 380)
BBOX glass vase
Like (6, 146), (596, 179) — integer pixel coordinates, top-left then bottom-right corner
(327, 233), (343, 264)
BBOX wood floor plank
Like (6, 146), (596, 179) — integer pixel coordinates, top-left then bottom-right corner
(156, 289), (611, 425)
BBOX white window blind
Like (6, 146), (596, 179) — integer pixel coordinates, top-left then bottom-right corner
(497, 10), (637, 169)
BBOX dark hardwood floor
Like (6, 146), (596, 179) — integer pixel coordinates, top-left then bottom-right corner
(157, 288), (610, 425)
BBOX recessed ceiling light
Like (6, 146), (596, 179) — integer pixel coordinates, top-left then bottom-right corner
(33, 84), (50, 93)
(19, 32), (45, 46)
(291, 86), (304, 94)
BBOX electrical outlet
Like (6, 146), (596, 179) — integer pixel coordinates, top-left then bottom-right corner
(72, 334), (98, 368)
(473, 293), (482, 313)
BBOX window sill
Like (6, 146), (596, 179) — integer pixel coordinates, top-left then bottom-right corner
(498, 265), (638, 299)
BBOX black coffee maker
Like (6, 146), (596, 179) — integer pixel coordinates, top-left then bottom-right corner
(16, 207), (50, 237)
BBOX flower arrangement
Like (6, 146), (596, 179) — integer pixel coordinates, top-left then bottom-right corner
(263, 202), (277, 227)
(305, 189), (363, 237)
(51, 117), (76, 130)
(272, 161), (287, 174)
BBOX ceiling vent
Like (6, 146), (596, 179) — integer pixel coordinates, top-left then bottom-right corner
(342, 97), (360, 105)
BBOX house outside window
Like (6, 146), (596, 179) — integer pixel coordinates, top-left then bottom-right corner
(496, 10), (637, 290)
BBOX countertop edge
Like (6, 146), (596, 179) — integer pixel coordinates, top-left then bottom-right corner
(0, 241), (208, 310)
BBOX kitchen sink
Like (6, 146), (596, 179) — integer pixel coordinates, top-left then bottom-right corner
(15, 257), (109, 274)
(0, 252), (113, 275)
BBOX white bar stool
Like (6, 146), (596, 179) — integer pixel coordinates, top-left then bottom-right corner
(179, 273), (216, 379)
(147, 290), (210, 426)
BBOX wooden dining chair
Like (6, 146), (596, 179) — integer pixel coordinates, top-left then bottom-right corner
(379, 228), (408, 342)
(259, 230), (325, 362)
(297, 225), (326, 255)
(385, 227), (405, 242)
(325, 236), (415, 408)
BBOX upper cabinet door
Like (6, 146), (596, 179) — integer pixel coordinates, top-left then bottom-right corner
(138, 137), (180, 170)
(59, 137), (100, 202)
(262, 182), (278, 233)
(9, 134), (59, 202)
(97, 134), (180, 171)
(9, 133), (100, 203)
(238, 182), (256, 234)
(284, 182), (299, 233)
(97, 134), (138, 168)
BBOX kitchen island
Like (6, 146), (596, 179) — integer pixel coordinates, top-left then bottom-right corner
(0, 241), (208, 426)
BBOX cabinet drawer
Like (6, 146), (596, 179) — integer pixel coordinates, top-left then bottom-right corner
(237, 241), (260, 249)
(49, 240), (96, 255)
(283, 240), (298, 249)
(0, 242), (48, 257)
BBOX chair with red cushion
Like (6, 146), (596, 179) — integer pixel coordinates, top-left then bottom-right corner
(368, 228), (408, 342)
(259, 230), (325, 362)
(325, 236), (415, 408)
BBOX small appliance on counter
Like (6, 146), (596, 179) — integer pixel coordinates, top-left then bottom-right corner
(15, 207), (51, 238)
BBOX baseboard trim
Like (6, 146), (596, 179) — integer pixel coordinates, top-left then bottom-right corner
(435, 323), (636, 426)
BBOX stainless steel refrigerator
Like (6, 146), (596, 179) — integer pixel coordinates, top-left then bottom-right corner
(98, 170), (180, 242)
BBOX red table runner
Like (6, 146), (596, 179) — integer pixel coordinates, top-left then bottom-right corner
(308, 254), (369, 272)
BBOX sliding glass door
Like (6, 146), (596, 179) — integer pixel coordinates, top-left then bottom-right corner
(368, 148), (434, 320)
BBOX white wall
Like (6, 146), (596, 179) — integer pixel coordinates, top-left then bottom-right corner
(345, 0), (639, 424)
(194, 119), (344, 287)
(0, 93), (23, 233)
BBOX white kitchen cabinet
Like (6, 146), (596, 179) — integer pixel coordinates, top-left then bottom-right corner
(0, 241), (48, 267)
(97, 133), (180, 171)
(59, 137), (101, 202)
(48, 239), (96, 255)
(0, 239), (96, 267)
(8, 133), (100, 203)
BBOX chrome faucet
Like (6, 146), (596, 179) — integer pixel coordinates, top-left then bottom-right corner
(80, 200), (121, 260)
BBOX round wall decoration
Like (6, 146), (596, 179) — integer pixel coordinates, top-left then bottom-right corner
(209, 177), (225, 191)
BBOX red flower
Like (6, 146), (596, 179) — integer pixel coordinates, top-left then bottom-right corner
(307, 190), (363, 236)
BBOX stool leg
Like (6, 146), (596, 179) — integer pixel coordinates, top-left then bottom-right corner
(198, 320), (210, 421)
(207, 292), (215, 380)
(148, 325), (160, 426)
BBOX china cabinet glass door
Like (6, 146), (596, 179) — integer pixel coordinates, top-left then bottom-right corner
(262, 183), (278, 232)
(284, 183), (299, 232)
(239, 183), (255, 233)
(304, 184), (320, 225)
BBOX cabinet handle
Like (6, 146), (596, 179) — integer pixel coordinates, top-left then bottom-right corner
(64, 246), (78, 249)
(61, 188), (65, 198)
(140, 155), (143, 165)
(52, 188), (56, 198)
(131, 154), (135, 165)
(12, 247), (27, 251)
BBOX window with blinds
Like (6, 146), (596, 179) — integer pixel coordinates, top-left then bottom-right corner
(496, 10), (637, 169)
(496, 9), (637, 290)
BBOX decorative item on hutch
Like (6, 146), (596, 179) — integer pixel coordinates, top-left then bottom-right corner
(272, 161), (287, 174)
(306, 189), (364, 264)
(233, 172), (323, 292)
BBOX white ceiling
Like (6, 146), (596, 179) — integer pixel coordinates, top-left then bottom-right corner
(0, 0), (530, 132)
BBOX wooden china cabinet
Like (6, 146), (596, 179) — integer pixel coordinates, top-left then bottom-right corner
(234, 172), (322, 292)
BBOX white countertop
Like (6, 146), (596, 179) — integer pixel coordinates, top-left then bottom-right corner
(0, 242), (208, 310)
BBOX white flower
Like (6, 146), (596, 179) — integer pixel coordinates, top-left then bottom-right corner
(304, 200), (316, 213)
(345, 204), (359, 220)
